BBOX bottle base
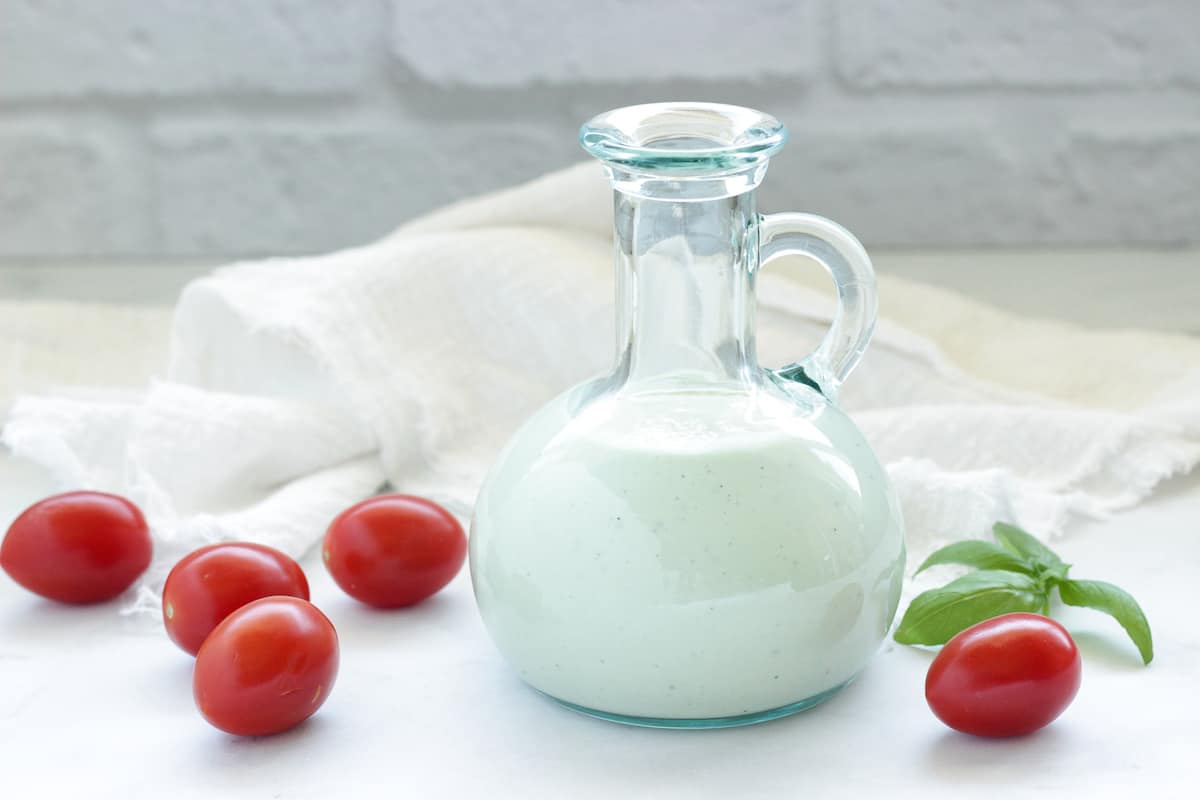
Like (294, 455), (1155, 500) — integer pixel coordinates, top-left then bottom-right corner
(538, 679), (852, 729)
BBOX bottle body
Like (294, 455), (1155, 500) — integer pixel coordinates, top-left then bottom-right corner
(471, 377), (905, 723)
(471, 102), (905, 726)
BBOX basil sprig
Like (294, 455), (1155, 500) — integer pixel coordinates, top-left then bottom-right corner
(894, 522), (1153, 664)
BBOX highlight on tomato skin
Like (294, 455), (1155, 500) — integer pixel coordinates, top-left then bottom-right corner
(925, 612), (1082, 738)
(162, 542), (310, 656)
(193, 595), (339, 737)
(0, 491), (152, 604)
(323, 494), (467, 608)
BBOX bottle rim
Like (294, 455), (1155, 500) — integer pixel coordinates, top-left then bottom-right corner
(580, 102), (787, 175)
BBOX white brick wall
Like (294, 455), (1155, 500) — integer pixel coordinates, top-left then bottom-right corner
(390, 0), (819, 86)
(837, 0), (1200, 89)
(150, 121), (574, 253)
(0, 122), (147, 254)
(0, 1), (378, 98)
(1, 0), (1198, 258)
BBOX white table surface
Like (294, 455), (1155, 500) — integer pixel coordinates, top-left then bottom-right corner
(1, 253), (1198, 799)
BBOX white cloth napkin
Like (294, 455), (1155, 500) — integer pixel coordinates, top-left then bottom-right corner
(4, 163), (1200, 613)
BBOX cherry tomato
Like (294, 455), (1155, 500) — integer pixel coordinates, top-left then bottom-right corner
(162, 542), (309, 656)
(0, 491), (152, 604)
(926, 612), (1082, 737)
(323, 495), (466, 608)
(193, 596), (338, 737)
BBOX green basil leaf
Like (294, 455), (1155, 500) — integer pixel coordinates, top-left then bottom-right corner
(893, 570), (1046, 646)
(992, 522), (1065, 570)
(1042, 562), (1071, 585)
(1058, 578), (1154, 665)
(914, 540), (1035, 576)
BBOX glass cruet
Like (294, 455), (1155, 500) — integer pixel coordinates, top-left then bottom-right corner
(470, 102), (905, 728)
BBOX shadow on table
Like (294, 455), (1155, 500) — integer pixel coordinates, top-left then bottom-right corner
(211, 714), (328, 754)
(1069, 629), (1145, 672)
(0, 592), (141, 640)
(922, 724), (1068, 782)
(317, 585), (474, 647)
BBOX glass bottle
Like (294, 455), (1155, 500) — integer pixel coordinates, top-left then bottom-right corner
(470, 103), (905, 728)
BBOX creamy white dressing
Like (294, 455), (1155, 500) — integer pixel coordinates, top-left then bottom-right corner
(471, 387), (905, 720)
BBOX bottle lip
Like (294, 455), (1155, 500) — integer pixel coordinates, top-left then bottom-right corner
(579, 102), (787, 175)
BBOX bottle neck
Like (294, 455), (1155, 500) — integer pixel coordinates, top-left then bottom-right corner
(612, 189), (759, 388)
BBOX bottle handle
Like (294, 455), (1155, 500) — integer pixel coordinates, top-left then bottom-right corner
(756, 212), (878, 400)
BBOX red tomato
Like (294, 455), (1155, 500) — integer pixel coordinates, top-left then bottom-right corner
(162, 543), (309, 656)
(323, 495), (466, 608)
(0, 491), (152, 604)
(926, 613), (1082, 737)
(193, 596), (338, 737)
